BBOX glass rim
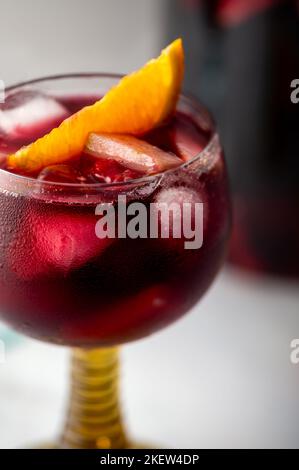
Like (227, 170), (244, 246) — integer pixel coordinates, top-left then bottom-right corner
(0, 73), (218, 190)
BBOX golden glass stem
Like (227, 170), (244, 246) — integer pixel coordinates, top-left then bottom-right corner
(60, 347), (128, 449)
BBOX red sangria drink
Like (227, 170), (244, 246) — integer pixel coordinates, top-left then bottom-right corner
(0, 41), (230, 448)
(0, 91), (229, 346)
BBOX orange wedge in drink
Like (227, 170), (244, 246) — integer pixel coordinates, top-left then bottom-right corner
(8, 39), (184, 173)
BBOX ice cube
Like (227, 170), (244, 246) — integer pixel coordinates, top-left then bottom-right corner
(9, 209), (112, 280)
(170, 118), (207, 162)
(38, 164), (86, 184)
(0, 90), (70, 141)
(153, 186), (208, 242)
(85, 133), (182, 175)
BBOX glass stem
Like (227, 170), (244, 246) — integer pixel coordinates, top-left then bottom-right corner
(60, 347), (128, 449)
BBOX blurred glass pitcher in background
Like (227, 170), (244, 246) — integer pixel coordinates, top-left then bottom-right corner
(165, 0), (299, 278)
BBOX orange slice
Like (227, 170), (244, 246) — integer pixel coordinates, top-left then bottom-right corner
(8, 39), (184, 173)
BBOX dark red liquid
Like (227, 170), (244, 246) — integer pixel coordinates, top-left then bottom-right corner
(0, 94), (230, 346)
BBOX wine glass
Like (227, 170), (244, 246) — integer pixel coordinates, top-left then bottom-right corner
(0, 74), (230, 448)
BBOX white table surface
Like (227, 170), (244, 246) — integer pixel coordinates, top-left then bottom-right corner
(0, 267), (298, 449)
